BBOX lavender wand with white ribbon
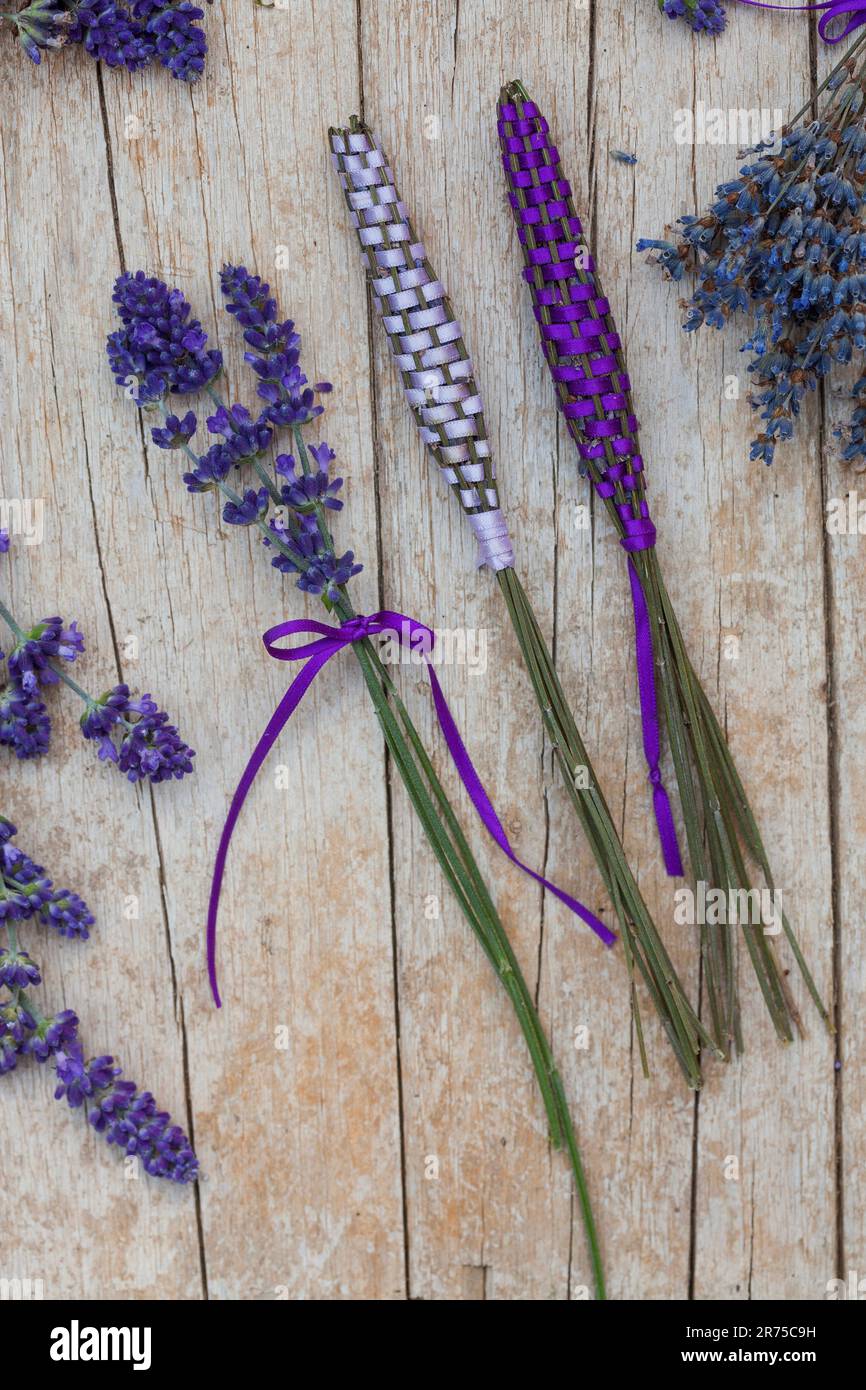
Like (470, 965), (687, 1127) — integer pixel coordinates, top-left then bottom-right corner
(497, 80), (830, 1054)
(330, 117), (716, 1089)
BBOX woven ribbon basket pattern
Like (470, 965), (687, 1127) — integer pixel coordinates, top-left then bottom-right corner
(330, 119), (514, 571)
(497, 87), (656, 555)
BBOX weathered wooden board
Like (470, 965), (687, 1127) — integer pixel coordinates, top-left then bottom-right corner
(0, 0), (851, 1299)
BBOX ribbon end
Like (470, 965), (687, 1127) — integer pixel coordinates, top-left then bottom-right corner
(652, 782), (685, 878)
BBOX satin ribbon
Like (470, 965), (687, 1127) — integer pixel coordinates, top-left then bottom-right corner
(733, 0), (866, 42)
(619, 520), (685, 878)
(207, 610), (615, 1006)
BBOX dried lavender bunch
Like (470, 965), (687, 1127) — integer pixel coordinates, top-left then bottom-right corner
(659, 0), (727, 34)
(329, 116), (715, 1090)
(0, 531), (194, 783)
(108, 266), (608, 1297)
(498, 80), (830, 1053)
(0, 0), (208, 80)
(0, 816), (197, 1180)
(637, 30), (866, 466)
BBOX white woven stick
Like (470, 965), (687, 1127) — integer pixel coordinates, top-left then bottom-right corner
(330, 121), (515, 572)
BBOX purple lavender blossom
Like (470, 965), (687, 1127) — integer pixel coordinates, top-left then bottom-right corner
(138, 1), (206, 82)
(27, 1009), (79, 1063)
(81, 683), (195, 784)
(182, 443), (234, 492)
(108, 271), (222, 404)
(6, 0), (209, 80)
(0, 993), (37, 1071)
(0, 682), (51, 760)
(5, 617), (84, 695)
(54, 1044), (198, 1181)
(206, 403), (273, 462)
(53, 1046), (119, 1107)
(0, 531), (9, 553)
(222, 487), (269, 527)
(151, 410), (197, 450)
(277, 445), (344, 513)
(67, 0), (154, 70)
(111, 267), (363, 607)
(0, 999), (36, 1073)
(0, 949), (41, 989)
(4, 0), (72, 64)
(219, 263), (331, 427)
(660, 0), (727, 33)
(1, 826), (88, 934)
(1, 814), (197, 1180)
(39, 888), (95, 940)
(639, 53), (866, 465)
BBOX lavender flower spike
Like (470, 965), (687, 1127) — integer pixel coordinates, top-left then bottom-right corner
(329, 119), (515, 574)
(659, 0), (727, 35)
(1, 815), (197, 1179)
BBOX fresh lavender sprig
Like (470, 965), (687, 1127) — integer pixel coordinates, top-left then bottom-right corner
(108, 263), (608, 1297)
(1, 0), (208, 80)
(0, 817), (197, 1180)
(639, 30), (866, 465)
(658, 0), (727, 34)
(109, 264), (359, 605)
(0, 538), (194, 782)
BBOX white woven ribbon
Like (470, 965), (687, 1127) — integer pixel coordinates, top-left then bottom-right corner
(468, 508), (515, 572)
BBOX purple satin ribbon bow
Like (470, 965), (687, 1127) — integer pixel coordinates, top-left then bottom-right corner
(734, 0), (866, 41)
(619, 518), (685, 878)
(207, 610), (615, 1006)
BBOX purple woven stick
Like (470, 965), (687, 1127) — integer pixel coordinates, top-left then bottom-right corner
(496, 85), (685, 879)
(495, 82), (836, 1056)
(329, 120), (514, 573)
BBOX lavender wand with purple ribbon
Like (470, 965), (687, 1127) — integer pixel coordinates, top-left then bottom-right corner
(498, 80), (830, 1054)
(107, 265), (607, 1297)
(330, 117), (716, 1090)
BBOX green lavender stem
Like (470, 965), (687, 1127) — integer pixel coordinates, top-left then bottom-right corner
(497, 567), (717, 1088)
(347, 626), (605, 1295)
(637, 547), (830, 1045)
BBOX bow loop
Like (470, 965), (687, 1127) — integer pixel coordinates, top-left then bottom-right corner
(263, 617), (344, 661)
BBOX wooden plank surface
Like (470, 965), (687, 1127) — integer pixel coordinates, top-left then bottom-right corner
(0, 1), (855, 1299)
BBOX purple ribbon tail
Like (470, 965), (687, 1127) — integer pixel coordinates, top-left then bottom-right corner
(425, 663), (616, 946)
(207, 642), (333, 1006)
(207, 610), (616, 1006)
(619, 525), (685, 878)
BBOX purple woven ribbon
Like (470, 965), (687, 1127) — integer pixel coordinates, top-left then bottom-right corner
(207, 610), (615, 1005)
(734, 0), (866, 40)
(618, 518), (684, 878)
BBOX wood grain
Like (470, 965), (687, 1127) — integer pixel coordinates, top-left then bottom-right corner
(0, 1), (851, 1299)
